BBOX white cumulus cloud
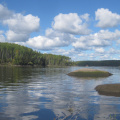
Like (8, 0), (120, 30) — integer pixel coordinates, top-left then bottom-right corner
(52, 13), (91, 35)
(72, 30), (120, 50)
(26, 29), (75, 50)
(0, 4), (40, 42)
(95, 8), (120, 28)
(4, 13), (40, 42)
(45, 28), (75, 42)
(0, 4), (13, 20)
(95, 48), (105, 53)
(27, 36), (62, 50)
(3, 14), (40, 33)
(6, 30), (29, 42)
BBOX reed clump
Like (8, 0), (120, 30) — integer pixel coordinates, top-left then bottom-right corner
(67, 68), (112, 77)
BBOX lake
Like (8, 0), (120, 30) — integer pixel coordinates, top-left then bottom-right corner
(0, 66), (120, 120)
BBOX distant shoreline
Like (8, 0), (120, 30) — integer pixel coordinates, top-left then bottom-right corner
(74, 60), (120, 66)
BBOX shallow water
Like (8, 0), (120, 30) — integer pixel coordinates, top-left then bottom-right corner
(0, 66), (120, 120)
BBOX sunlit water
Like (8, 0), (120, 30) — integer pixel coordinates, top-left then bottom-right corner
(0, 66), (120, 120)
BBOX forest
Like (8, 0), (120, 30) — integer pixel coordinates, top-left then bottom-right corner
(0, 42), (120, 67)
(75, 60), (120, 66)
(0, 42), (72, 66)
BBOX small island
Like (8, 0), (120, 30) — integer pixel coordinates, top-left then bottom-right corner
(67, 68), (112, 77)
(95, 84), (120, 97)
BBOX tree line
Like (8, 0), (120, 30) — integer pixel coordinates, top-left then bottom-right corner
(75, 60), (120, 66)
(0, 42), (71, 66)
(1, 42), (120, 67)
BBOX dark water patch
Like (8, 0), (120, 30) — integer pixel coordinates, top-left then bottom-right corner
(39, 97), (52, 103)
(21, 109), (56, 120)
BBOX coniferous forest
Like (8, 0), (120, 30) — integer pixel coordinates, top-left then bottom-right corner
(1, 42), (120, 67)
(75, 60), (120, 66)
(0, 42), (72, 66)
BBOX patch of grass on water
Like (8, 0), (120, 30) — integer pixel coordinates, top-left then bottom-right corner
(68, 68), (112, 78)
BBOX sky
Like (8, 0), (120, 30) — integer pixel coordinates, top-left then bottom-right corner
(0, 0), (120, 61)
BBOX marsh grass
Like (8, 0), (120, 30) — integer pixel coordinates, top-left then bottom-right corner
(68, 68), (112, 78)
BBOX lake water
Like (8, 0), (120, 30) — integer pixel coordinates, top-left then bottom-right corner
(0, 66), (120, 120)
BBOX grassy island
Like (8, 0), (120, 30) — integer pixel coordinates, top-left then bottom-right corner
(67, 68), (112, 77)
(95, 84), (120, 97)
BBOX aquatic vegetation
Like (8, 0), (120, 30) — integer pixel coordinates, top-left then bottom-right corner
(67, 68), (112, 77)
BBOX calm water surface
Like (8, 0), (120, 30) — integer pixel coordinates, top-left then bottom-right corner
(0, 66), (120, 120)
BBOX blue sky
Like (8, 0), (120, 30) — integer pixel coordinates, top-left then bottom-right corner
(1, 0), (120, 61)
